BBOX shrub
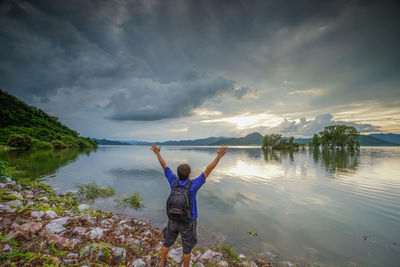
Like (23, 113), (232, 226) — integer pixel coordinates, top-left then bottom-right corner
(115, 192), (143, 209)
(34, 141), (53, 150)
(7, 134), (35, 149)
(75, 181), (115, 200)
(51, 140), (68, 149)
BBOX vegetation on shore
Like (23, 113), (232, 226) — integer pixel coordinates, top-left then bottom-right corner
(0, 89), (97, 151)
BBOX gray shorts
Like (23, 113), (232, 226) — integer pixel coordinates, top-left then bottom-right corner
(162, 219), (197, 254)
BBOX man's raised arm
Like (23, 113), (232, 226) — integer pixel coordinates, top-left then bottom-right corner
(150, 144), (167, 170)
(204, 145), (228, 178)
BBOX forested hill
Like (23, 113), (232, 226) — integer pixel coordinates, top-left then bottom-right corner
(0, 89), (97, 149)
(211, 132), (264, 146)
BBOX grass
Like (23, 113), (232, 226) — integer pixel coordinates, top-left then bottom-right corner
(75, 181), (115, 200)
(115, 192), (143, 209)
(219, 244), (240, 262)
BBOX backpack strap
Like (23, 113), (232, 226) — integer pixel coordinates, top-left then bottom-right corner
(173, 178), (180, 188)
(183, 180), (192, 190)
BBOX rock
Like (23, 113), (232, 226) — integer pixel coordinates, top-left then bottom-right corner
(20, 222), (43, 233)
(217, 261), (229, 267)
(80, 213), (95, 225)
(0, 182), (6, 188)
(78, 204), (90, 211)
(38, 197), (48, 202)
(45, 222), (66, 234)
(194, 263), (205, 267)
(132, 258), (146, 267)
(118, 235), (125, 242)
(24, 194), (35, 199)
(200, 250), (222, 262)
(167, 247), (183, 263)
(63, 210), (74, 216)
(142, 230), (151, 236)
(111, 246), (126, 262)
(72, 227), (87, 235)
(24, 190), (33, 195)
(239, 254), (246, 259)
(250, 262), (258, 267)
(31, 210), (45, 219)
(5, 177), (15, 184)
(71, 238), (81, 245)
(45, 210), (58, 219)
(66, 252), (79, 258)
(0, 204), (10, 211)
(49, 234), (74, 249)
(88, 227), (109, 240)
(2, 244), (12, 252)
(2, 218), (13, 227)
(63, 259), (78, 264)
(51, 217), (70, 226)
(11, 192), (23, 199)
(6, 200), (23, 208)
(6, 230), (29, 241)
(126, 238), (140, 246)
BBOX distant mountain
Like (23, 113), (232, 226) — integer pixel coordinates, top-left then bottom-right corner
(125, 140), (151, 145)
(211, 132), (263, 146)
(294, 138), (311, 144)
(369, 133), (400, 144)
(155, 136), (227, 146)
(92, 138), (132, 146)
(359, 135), (399, 146)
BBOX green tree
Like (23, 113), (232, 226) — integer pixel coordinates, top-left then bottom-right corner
(262, 134), (282, 149)
(318, 125), (360, 150)
(7, 134), (35, 149)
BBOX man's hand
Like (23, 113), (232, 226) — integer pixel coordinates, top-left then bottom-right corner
(150, 144), (161, 154)
(204, 145), (229, 178)
(151, 144), (167, 170)
(217, 145), (228, 158)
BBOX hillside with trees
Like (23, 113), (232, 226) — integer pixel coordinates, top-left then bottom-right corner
(0, 89), (97, 150)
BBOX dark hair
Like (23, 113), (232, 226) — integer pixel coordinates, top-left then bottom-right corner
(177, 163), (191, 180)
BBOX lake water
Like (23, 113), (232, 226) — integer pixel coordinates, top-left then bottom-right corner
(1, 146), (400, 266)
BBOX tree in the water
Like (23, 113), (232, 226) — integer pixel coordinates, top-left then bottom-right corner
(317, 125), (360, 150)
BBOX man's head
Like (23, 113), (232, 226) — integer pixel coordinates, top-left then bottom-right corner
(177, 163), (191, 180)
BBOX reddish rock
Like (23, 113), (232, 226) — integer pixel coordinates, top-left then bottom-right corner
(20, 222), (43, 234)
(6, 230), (29, 241)
(1, 218), (13, 228)
(49, 234), (74, 249)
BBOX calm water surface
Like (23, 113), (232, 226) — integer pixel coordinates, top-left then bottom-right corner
(1, 146), (400, 266)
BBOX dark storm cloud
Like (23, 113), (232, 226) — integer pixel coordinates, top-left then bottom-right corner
(0, 0), (399, 124)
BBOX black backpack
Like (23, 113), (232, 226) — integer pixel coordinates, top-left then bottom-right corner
(166, 178), (192, 223)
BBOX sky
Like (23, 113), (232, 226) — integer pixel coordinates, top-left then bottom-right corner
(1, 0), (399, 141)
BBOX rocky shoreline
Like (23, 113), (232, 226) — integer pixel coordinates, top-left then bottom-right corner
(0, 177), (275, 266)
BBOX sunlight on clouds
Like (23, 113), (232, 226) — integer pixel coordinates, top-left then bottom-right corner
(168, 127), (188, 133)
(193, 109), (223, 117)
(289, 88), (327, 95)
(201, 113), (283, 129)
(333, 101), (400, 132)
(282, 80), (296, 85)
